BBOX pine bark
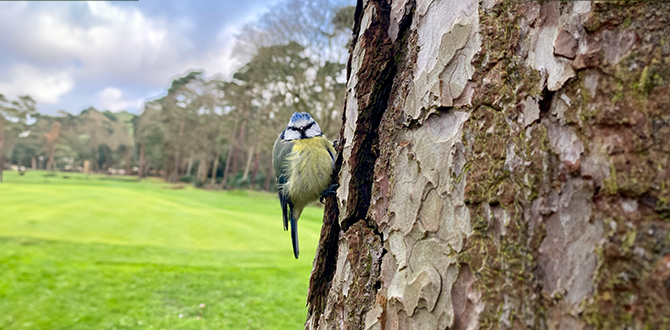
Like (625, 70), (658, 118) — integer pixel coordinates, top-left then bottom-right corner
(306, 1), (670, 330)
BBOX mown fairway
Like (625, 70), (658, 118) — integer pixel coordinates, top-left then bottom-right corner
(0, 170), (324, 329)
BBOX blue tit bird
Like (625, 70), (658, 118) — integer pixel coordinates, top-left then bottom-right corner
(273, 112), (338, 259)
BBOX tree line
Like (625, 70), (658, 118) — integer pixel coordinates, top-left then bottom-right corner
(0, 0), (354, 190)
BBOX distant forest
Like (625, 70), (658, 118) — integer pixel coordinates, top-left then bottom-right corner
(0, 0), (355, 190)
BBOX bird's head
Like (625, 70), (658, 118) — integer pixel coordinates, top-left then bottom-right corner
(281, 112), (322, 141)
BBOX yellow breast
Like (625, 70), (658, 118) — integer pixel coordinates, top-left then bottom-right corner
(285, 136), (335, 208)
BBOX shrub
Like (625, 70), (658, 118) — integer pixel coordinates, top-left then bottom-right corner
(179, 175), (194, 183)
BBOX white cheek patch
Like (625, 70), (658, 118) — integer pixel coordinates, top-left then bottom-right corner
(283, 130), (301, 141)
(304, 125), (322, 138)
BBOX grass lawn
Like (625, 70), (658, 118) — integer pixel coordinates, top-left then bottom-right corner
(0, 170), (325, 329)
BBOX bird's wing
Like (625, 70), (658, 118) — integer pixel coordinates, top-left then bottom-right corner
(324, 137), (336, 163)
(272, 134), (294, 231)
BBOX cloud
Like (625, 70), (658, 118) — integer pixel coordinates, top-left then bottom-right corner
(0, 64), (74, 104)
(0, 2), (193, 87)
(96, 87), (144, 112)
(0, 0), (278, 114)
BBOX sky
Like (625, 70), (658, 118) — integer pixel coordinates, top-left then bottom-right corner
(0, 0), (279, 115)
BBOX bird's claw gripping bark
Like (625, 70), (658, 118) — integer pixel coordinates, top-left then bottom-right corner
(319, 184), (339, 204)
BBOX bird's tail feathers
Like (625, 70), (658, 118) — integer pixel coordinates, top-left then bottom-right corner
(290, 211), (299, 259)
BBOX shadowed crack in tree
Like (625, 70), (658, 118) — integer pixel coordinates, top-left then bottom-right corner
(306, 1), (670, 329)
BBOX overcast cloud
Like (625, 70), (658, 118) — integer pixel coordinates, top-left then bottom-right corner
(0, 0), (278, 114)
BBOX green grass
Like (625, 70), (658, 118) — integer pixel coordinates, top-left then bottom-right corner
(0, 170), (324, 329)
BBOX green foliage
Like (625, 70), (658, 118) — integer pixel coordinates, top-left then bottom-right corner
(0, 94), (38, 161)
(102, 110), (118, 122)
(4, 0), (354, 188)
(254, 173), (268, 189)
(9, 107), (136, 172)
(179, 174), (194, 183)
(332, 5), (355, 32)
(0, 170), (324, 329)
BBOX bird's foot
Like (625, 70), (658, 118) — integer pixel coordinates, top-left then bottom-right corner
(319, 184), (340, 204)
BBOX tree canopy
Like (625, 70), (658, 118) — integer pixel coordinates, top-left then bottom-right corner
(5, 0), (355, 191)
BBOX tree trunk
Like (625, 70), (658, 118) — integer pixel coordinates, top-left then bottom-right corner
(222, 144), (234, 188)
(196, 154), (209, 183)
(0, 155), (4, 183)
(44, 122), (61, 172)
(124, 151), (131, 175)
(171, 118), (186, 182)
(83, 160), (90, 177)
(222, 121), (239, 188)
(46, 148), (54, 171)
(138, 143), (146, 179)
(186, 150), (195, 177)
(242, 145), (254, 182)
(264, 159), (273, 192)
(31, 156), (36, 170)
(164, 155), (172, 182)
(230, 120), (246, 176)
(210, 151), (220, 185)
(306, 1), (670, 330)
(250, 150), (261, 188)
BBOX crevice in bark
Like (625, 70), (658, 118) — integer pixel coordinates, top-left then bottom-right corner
(538, 87), (555, 114)
(340, 6), (397, 232)
(307, 0), (415, 326)
(341, 0), (413, 232)
(305, 0), (361, 312)
(304, 0), (364, 318)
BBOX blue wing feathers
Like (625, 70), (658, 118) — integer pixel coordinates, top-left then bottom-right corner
(327, 147), (334, 162)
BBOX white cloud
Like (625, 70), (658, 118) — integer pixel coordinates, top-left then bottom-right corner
(0, 64), (74, 104)
(96, 87), (144, 112)
(0, 0), (278, 114)
(0, 2), (190, 86)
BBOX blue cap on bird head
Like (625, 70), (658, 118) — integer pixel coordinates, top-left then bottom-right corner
(283, 112), (322, 140)
(287, 112), (315, 129)
(289, 112), (312, 125)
